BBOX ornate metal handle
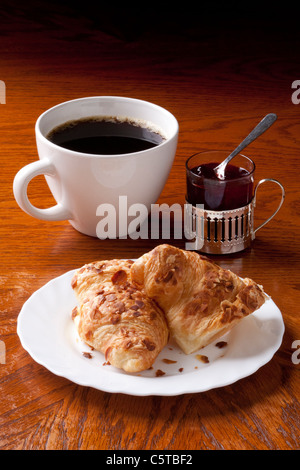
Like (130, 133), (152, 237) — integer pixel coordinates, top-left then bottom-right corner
(253, 178), (285, 237)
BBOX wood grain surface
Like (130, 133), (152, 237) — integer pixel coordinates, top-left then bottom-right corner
(0, 2), (300, 451)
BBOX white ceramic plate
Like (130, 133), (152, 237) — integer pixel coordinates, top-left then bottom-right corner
(17, 268), (285, 396)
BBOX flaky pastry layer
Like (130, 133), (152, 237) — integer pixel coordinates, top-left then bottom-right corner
(131, 244), (267, 354)
(71, 259), (169, 373)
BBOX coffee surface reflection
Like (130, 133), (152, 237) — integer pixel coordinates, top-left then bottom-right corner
(47, 116), (166, 155)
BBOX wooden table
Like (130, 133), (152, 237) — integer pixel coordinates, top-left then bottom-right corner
(1, 3), (300, 451)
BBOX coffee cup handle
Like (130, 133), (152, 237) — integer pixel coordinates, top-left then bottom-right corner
(13, 159), (72, 221)
(253, 178), (285, 237)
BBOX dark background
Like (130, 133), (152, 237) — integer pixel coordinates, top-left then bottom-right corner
(1, 1), (298, 41)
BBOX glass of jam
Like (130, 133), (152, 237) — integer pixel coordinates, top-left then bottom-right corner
(186, 150), (255, 211)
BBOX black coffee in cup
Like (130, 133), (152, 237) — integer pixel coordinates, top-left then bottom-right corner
(47, 116), (166, 155)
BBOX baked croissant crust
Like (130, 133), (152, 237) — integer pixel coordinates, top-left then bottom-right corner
(131, 244), (267, 354)
(71, 259), (169, 373)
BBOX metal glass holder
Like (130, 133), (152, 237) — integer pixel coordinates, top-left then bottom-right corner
(185, 178), (285, 255)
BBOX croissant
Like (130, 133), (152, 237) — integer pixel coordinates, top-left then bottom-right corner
(71, 259), (169, 373)
(130, 244), (267, 354)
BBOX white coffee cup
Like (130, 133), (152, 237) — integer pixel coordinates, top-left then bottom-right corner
(13, 96), (179, 237)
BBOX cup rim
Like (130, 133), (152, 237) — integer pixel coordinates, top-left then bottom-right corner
(185, 150), (255, 181)
(35, 96), (179, 159)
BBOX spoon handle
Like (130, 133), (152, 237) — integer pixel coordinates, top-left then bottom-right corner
(227, 113), (277, 161)
(215, 113), (277, 177)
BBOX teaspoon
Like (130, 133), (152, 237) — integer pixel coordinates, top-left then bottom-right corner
(214, 113), (277, 180)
